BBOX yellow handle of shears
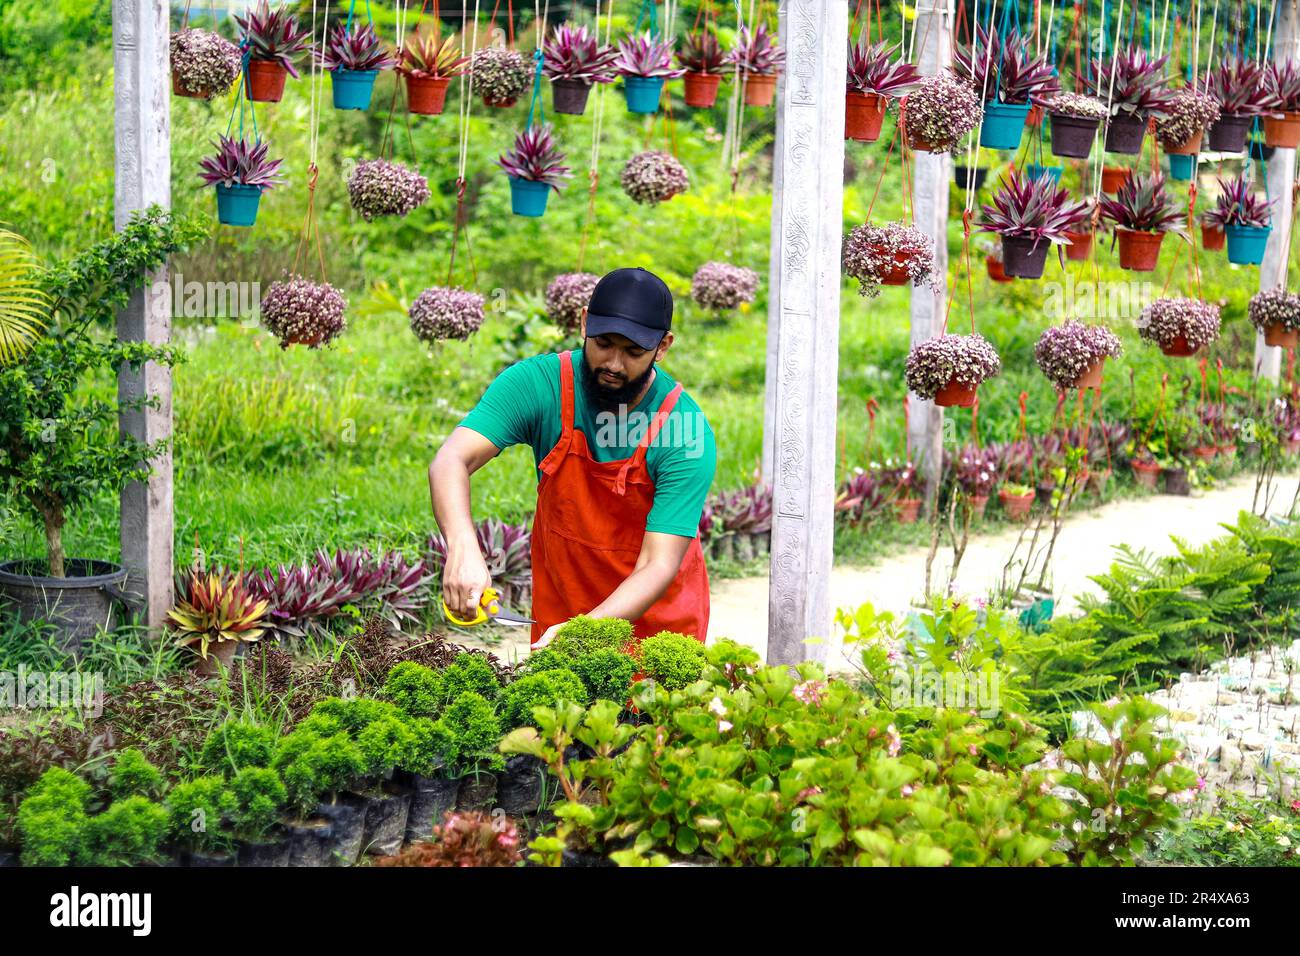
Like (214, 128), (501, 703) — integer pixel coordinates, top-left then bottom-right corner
(442, 586), (501, 627)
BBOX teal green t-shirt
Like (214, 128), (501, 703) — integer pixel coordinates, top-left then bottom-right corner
(459, 351), (716, 538)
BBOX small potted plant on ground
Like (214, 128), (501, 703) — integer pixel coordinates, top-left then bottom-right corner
(1261, 59), (1300, 147)
(1127, 441), (1161, 489)
(1212, 175), (1274, 265)
(882, 461), (922, 523)
(1248, 287), (1300, 349)
(397, 29), (469, 115)
(198, 135), (284, 227)
(677, 27), (729, 108)
(1155, 87), (1220, 180)
(998, 481), (1036, 520)
(905, 332), (1002, 408)
(845, 39), (920, 142)
(902, 71), (981, 152)
(545, 272), (600, 332)
(613, 32), (684, 114)
(1043, 91), (1108, 158)
(620, 150), (689, 204)
(168, 568), (270, 675)
(543, 22), (617, 115)
(1138, 296), (1222, 357)
(842, 221), (939, 295)
(691, 261), (759, 315)
(318, 22), (396, 110)
(1205, 55), (1267, 153)
(977, 237), (1013, 281)
(978, 168), (1090, 278)
(1089, 46), (1173, 154)
(497, 123), (571, 217)
(347, 158), (431, 220)
(409, 285), (486, 342)
(170, 27), (242, 99)
(235, 0), (312, 103)
(955, 447), (998, 519)
(471, 46), (531, 107)
(260, 274), (348, 348)
(1034, 321), (1123, 391)
(726, 23), (784, 107)
(1098, 171), (1185, 271)
(954, 24), (1058, 150)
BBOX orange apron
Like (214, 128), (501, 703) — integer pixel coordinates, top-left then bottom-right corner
(529, 350), (710, 647)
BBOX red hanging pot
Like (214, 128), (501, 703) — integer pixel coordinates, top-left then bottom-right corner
(998, 488), (1035, 520)
(986, 256), (1013, 282)
(1163, 128), (1203, 156)
(245, 59), (288, 102)
(1159, 333), (1197, 357)
(892, 498), (922, 523)
(1264, 111), (1300, 148)
(1191, 445), (1217, 462)
(1130, 459), (1161, 489)
(845, 91), (887, 142)
(1073, 358), (1105, 389)
(406, 75), (451, 115)
(934, 379), (978, 407)
(743, 73), (777, 107)
(866, 244), (913, 285)
(683, 72), (722, 108)
(1201, 224), (1226, 251)
(1101, 165), (1130, 193)
(1116, 228), (1164, 271)
(1064, 229), (1093, 261)
(1264, 322), (1300, 349)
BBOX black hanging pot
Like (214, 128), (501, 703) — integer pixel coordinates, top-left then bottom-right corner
(0, 559), (142, 655)
(551, 78), (593, 115)
(1104, 110), (1148, 154)
(1001, 236), (1051, 279)
(1049, 113), (1100, 158)
(953, 164), (988, 190)
(1208, 113), (1252, 153)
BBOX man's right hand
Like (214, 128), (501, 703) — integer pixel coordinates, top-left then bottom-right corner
(429, 426), (506, 622)
(442, 546), (493, 621)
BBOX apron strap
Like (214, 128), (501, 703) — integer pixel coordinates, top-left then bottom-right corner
(614, 383), (684, 495)
(539, 350), (575, 477)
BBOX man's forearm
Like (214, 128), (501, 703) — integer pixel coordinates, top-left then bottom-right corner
(587, 560), (679, 623)
(429, 454), (479, 554)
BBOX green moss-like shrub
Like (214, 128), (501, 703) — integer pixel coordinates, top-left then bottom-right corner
(384, 661), (443, 717)
(165, 776), (238, 854)
(109, 748), (164, 800)
(230, 767), (288, 839)
(499, 669), (587, 729)
(570, 649), (637, 703)
(313, 696), (405, 734)
(83, 796), (169, 866)
(356, 714), (419, 778)
(16, 768), (92, 866)
(637, 631), (707, 690)
(434, 692), (504, 776)
(514, 647), (571, 677)
(199, 720), (277, 776)
(549, 615), (634, 658)
(278, 732), (366, 816)
(438, 653), (502, 703)
(403, 716), (452, 777)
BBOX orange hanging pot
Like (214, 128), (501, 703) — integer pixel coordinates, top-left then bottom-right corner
(1264, 111), (1300, 148)
(245, 58), (289, 103)
(934, 379), (979, 407)
(1116, 228), (1165, 271)
(1159, 332), (1198, 357)
(865, 244), (913, 285)
(1101, 165), (1130, 193)
(1130, 459), (1161, 489)
(742, 73), (778, 107)
(405, 75), (451, 115)
(845, 91), (887, 142)
(1264, 321), (1300, 349)
(1073, 358), (1106, 389)
(1201, 224), (1226, 251)
(1026, 104), (1045, 127)
(1064, 229), (1093, 261)
(998, 487), (1036, 520)
(1163, 128), (1203, 156)
(892, 498), (922, 523)
(986, 256), (1013, 282)
(683, 72), (722, 108)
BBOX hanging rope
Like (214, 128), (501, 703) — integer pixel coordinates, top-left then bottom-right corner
(577, 0), (615, 272)
(292, 0), (330, 285)
(449, 0), (483, 288)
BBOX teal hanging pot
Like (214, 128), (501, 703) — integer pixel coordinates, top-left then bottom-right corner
(1225, 224), (1271, 265)
(1167, 152), (1195, 180)
(215, 184), (263, 227)
(509, 177), (551, 217)
(623, 75), (665, 114)
(1024, 164), (1063, 183)
(979, 100), (1030, 150)
(331, 69), (379, 110)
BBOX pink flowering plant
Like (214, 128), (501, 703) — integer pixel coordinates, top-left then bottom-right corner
(235, 0), (312, 76)
(1034, 322), (1123, 391)
(259, 275), (347, 349)
(620, 150), (689, 204)
(902, 72), (982, 150)
(409, 285), (486, 342)
(197, 135), (284, 189)
(545, 272), (599, 331)
(691, 261), (759, 312)
(724, 23), (784, 76)
(612, 32), (685, 78)
(904, 333), (1002, 400)
(543, 22), (617, 83)
(170, 28), (242, 98)
(1154, 88), (1221, 148)
(677, 28), (728, 74)
(346, 159), (431, 220)
(317, 22), (397, 72)
(1086, 46), (1174, 118)
(842, 222), (938, 297)
(847, 39), (921, 98)
(1209, 175), (1273, 229)
(1205, 55), (1268, 116)
(1262, 59), (1300, 113)
(1099, 172), (1186, 234)
(1139, 296), (1222, 351)
(1248, 288), (1300, 333)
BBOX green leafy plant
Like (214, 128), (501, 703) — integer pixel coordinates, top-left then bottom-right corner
(432, 692), (504, 778)
(82, 796), (168, 866)
(499, 669), (587, 728)
(0, 227), (50, 366)
(383, 661), (444, 718)
(437, 652), (502, 704)
(229, 767), (288, 840)
(16, 767), (92, 866)
(274, 730), (366, 817)
(165, 776), (237, 855)
(549, 615), (635, 657)
(636, 631), (707, 690)
(199, 720), (277, 776)
(109, 748), (164, 800)
(569, 648), (638, 704)
(1152, 791), (1300, 866)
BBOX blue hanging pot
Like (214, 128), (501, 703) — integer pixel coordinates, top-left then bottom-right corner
(1225, 224), (1271, 265)
(1024, 164), (1063, 183)
(1167, 153), (1195, 180)
(979, 100), (1031, 150)
(215, 184), (263, 227)
(509, 176), (551, 217)
(623, 75), (665, 114)
(331, 68), (379, 110)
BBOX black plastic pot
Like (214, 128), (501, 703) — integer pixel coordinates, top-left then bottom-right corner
(561, 848), (617, 867)
(237, 833), (292, 866)
(1208, 113), (1252, 153)
(0, 850), (18, 867)
(1001, 235), (1050, 278)
(1049, 112), (1100, 158)
(401, 773), (460, 843)
(551, 78), (592, 115)
(498, 754), (548, 816)
(0, 559), (140, 655)
(1104, 111), (1147, 154)
(953, 164), (988, 191)
(285, 817), (334, 867)
(359, 783), (412, 857)
(456, 771), (499, 812)
(316, 797), (366, 866)
(1162, 467), (1191, 496)
(1250, 138), (1275, 162)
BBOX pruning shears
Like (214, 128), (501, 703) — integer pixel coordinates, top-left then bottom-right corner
(442, 586), (534, 628)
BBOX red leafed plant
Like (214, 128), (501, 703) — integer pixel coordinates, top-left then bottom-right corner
(846, 39), (921, 98)
(375, 811), (522, 867)
(1086, 46), (1174, 117)
(953, 24), (1059, 104)
(234, 0), (312, 76)
(197, 135), (285, 189)
(1206, 175), (1273, 228)
(1098, 172), (1186, 234)
(496, 123), (572, 190)
(317, 22), (396, 72)
(979, 167), (1090, 244)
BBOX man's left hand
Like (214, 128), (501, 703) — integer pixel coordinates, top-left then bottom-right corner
(533, 622), (564, 649)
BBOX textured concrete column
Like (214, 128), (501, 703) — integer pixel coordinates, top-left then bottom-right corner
(760, 4), (787, 485)
(115, 0), (173, 629)
(765, 0), (848, 665)
(1256, 0), (1300, 383)
(908, 1), (953, 511)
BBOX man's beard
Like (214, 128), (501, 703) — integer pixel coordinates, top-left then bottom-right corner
(580, 343), (656, 415)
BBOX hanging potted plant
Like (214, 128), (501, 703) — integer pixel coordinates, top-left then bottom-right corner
(1248, 287), (1300, 349)
(198, 134), (284, 227)
(1138, 296), (1221, 357)
(977, 167), (1090, 279)
(544, 272), (600, 333)
(1199, 204), (1227, 250)
(1100, 164), (1130, 193)
(1154, 87), (1220, 183)
(1098, 172), (1185, 272)
(691, 261), (760, 314)
(981, 238), (1014, 281)
(725, 23), (784, 107)
(318, 22), (397, 111)
(1089, 46), (1173, 155)
(620, 150), (690, 204)
(1261, 59), (1300, 147)
(612, 32), (684, 114)
(470, 46), (531, 108)
(346, 158), (431, 220)
(1063, 196), (1097, 261)
(1205, 55), (1267, 153)
(1034, 321), (1123, 391)
(496, 123), (572, 218)
(170, 27), (242, 99)
(1042, 91), (1108, 158)
(845, 39), (921, 142)
(397, 29), (469, 116)
(234, 0), (312, 103)
(1212, 174), (1274, 265)
(543, 22), (617, 115)
(901, 71), (981, 152)
(409, 286), (487, 342)
(842, 222), (940, 296)
(904, 333), (1002, 408)
(677, 27), (729, 108)
(259, 274), (348, 349)
(953, 24), (1059, 151)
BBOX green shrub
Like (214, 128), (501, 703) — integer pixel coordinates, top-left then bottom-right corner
(514, 647), (570, 677)
(550, 616), (634, 658)
(108, 748), (164, 800)
(16, 767), (91, 866)
(356, 714), (419, 778)
(499, 670), (588, 729)
(569, 649), (637, 704)
(199, 720), (277, 776)
(229, 767), (288, 840)
(82, 796), (168, 866)
(637, 631), (707, 691)
(294, 711), (347, 738)
(165, 777), (237, 854)
(384, 661), (443, 717)
(403, 716), (452, 778)
(312, 696), (405, 734)
(434, 692), (504, 776)
(1152, 791), (1300, 867)
(279, 732), (366, 816)
(438, 653), (502, 704)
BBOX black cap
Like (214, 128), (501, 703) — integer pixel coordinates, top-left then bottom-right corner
(584, 267), (673, 350)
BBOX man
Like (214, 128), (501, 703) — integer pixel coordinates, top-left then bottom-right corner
(430, 267), (716, 649)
